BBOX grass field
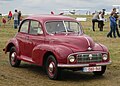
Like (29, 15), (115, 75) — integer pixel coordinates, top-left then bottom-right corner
(0, 15), (120, 86)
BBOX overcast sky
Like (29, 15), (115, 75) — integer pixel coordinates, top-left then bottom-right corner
(0, 0), (120, 15)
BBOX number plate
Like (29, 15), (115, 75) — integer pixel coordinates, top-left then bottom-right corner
(83, 66), (101, 72)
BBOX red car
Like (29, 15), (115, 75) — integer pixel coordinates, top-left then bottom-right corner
(3, 15), (111, 80)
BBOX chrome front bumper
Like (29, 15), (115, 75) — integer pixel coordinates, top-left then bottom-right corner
(57, 61), (112, 68)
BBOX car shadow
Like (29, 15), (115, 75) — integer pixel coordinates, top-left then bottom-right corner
(18, 63), (105, 81)
(60, 70), (105, 81)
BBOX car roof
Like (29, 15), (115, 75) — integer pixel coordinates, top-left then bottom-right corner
(25, 14), (77, 22)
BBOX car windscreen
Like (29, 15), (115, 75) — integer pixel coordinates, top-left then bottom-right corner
(45, 21), (82, 34)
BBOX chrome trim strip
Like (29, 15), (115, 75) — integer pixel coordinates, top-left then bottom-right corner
(96, 61), (112, 66)
(58, 61), (111, 68)
(84, 36), (90, 46)
(68, 51), (108, 56)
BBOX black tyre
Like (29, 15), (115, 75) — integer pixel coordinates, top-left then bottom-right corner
(93, 66), (106, 76)
(45, 55), (60, 80)
(9, 46), (21, 67)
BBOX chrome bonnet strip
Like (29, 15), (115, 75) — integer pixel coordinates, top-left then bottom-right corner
(84, 36), (90, 46)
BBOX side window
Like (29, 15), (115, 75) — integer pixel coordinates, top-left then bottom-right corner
(29, 21), (43, 35)
(20, 20), (29, 33)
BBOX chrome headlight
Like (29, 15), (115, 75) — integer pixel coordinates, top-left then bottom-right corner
(103, 54), (108, 61)
(68, 55), (75, 63)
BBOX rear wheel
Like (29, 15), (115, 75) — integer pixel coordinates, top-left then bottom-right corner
(93, 66), (106, 76)
(45, 55), (60, 80)
(9, 46), (21, 67)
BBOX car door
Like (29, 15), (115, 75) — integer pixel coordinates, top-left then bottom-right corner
(17, 20), (30, 57)
(24, 20), (45, 59)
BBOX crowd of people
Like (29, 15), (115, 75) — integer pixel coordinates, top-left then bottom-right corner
(92, 8), (120, 38)
(107, 8), (120, 38)
(1, 9), (22, 29)
(0, 8), (120, 38)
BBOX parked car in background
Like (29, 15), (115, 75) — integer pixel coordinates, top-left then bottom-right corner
(3, 15), (111, 80)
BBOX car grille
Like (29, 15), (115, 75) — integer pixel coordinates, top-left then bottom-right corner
(77, 53), (102, 63)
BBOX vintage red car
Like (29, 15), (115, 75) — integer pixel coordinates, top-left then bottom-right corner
(3, 15), (111, 80)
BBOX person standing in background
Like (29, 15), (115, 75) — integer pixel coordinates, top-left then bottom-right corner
(18, 11), (22, 25)
(92, 12), (99, 31)
(2, 17), (6, 27)
(111, 8), (120, 37)
(8, 11), (12, 22)
(13, 9), (18, 29)
(98, 11), (105, 31)
(0, 13), (2, 26)
(107, 13), (117, 38)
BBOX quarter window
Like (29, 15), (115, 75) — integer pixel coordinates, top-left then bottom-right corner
(20, 20), (29, 33)
(29, 21), (43, 35)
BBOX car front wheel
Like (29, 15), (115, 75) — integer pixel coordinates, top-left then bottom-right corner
(45, 55), (60, 80)
(93, 66), (106, 76)
(9, 46), (21, 67)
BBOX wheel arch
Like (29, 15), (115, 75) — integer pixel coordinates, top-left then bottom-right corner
(43, 51), (57, 66)
(6, 43), (15, 52)
(4, 38), (20, 54)
(32, 44), (73, 66)
(5, 42), (20, 55)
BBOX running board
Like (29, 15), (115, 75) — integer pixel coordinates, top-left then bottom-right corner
(19, 55), (34, 64)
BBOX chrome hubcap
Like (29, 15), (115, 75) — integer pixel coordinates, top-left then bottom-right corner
(11, 52), (16, 62)
(49, 62), (54, 73)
